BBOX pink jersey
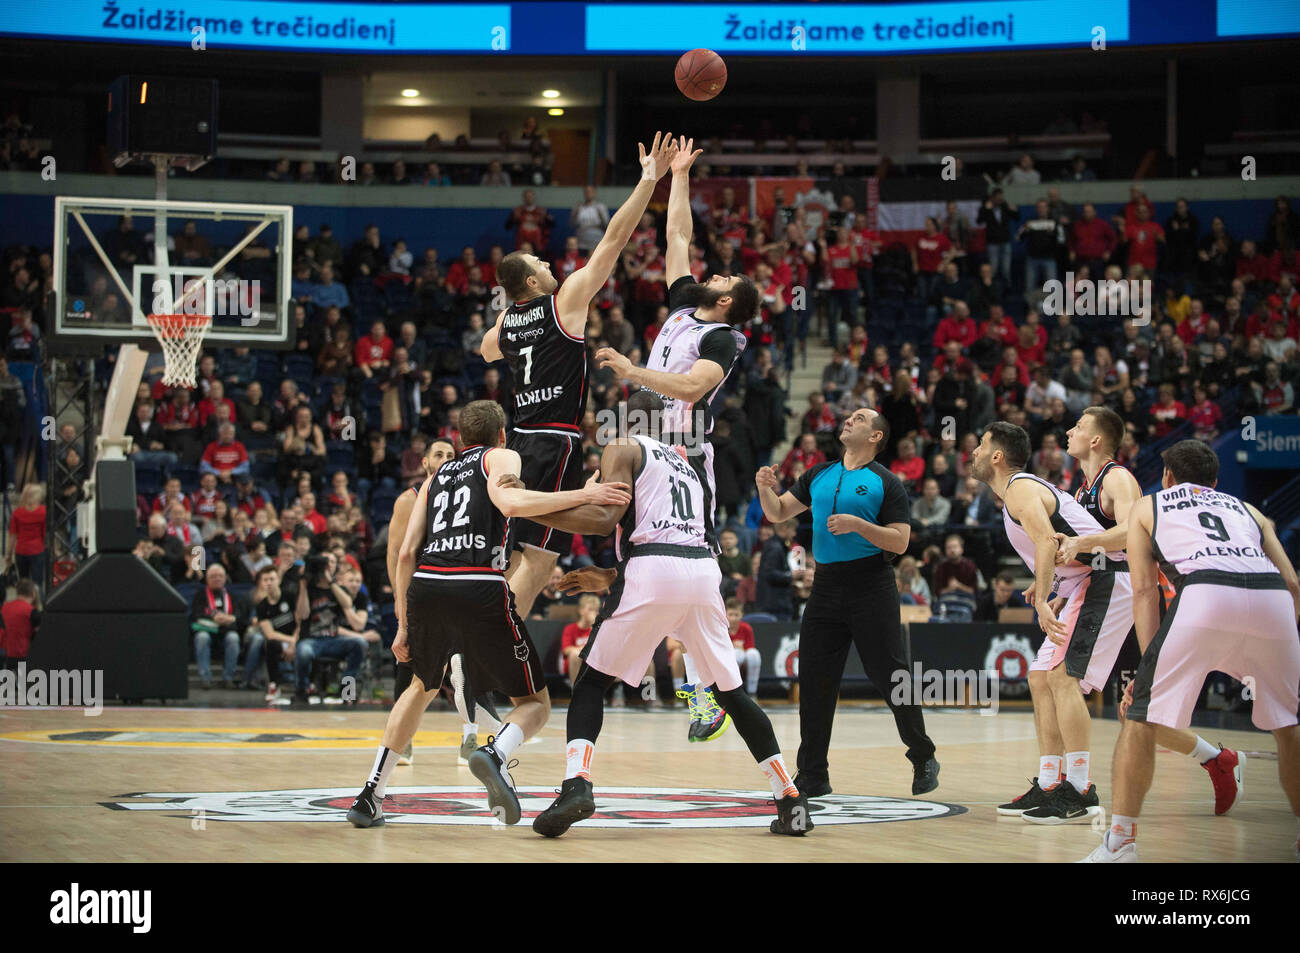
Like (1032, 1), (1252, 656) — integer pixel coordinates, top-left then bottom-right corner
(1151, 484), (1278, 583)
(615, 434), (707, 559)
(1002, 472), (1120, 599)
(643, 313), (746, 436)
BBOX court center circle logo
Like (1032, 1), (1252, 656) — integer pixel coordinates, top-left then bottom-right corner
(103, 786), (966, 828)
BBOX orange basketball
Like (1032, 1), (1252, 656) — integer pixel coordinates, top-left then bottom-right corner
(675, 48), (727, 102)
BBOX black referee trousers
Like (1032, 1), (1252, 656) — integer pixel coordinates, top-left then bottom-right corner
(796, 554), (936, 780)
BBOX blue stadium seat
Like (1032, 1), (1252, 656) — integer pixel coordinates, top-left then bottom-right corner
(170, 464), (199, 490)
(251, 458), (278, 486)
(133, 461), (164, 498)
(175, 582), (201, 608)
(742, 613), (778, 625)
(327, 444), (355, 468)
(370, 487), (400, 524)
(384, 280), (413, 313)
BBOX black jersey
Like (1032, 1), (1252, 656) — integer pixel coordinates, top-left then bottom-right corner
(1075, 459), (1127, 530)
(496, 293), (587, 432)
(416, 445), (511, 577)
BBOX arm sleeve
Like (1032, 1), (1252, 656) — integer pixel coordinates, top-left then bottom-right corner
(789, 461), (832, 507)
(876, 468), (912, 525)
(697, 327), (737, 372)
(667, 275), (698, 313)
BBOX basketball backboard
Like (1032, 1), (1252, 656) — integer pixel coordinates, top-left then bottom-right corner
(51, 195), (293, 352)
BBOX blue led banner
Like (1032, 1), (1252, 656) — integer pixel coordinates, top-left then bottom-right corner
(587, 1), (1130, 54)
(0, 0), (511, 53)
(0, 0), (1293, 55)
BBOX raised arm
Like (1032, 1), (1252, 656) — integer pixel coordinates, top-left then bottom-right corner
(755, 465), (810, 524)
(481, 310), (505, 362)
(666, 136), (705, 283)
(526, 441), (640, 537)
(485, 447), (630, 518)
(555, 132), (676, 333)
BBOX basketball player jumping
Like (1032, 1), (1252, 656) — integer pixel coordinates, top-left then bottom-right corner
(1081, 440), (1300, 862)
(520, 390), (811, 837)
(969, 423), (1134, 824)
(385, 436), (500, 767)
(1056, 407), (1246, 814)
(348, 401), (631, 828)
(594, 135), (761, 742)
(480, 131), (677, 623)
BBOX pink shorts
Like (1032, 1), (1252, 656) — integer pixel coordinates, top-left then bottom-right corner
(1128, 579), (1300, 731)
(1029, 570), (1134, 693)
(583, 553), (742, 692)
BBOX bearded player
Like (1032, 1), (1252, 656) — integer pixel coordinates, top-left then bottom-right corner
(480, 131), (677, 625)
(1057, 407), (1246, 815)
(385, 437), (500, 766)
(970, 423), (1134, 824)
(594, 135), (761, 743)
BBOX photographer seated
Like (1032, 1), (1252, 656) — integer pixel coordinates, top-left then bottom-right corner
(293, 552), (367, 704)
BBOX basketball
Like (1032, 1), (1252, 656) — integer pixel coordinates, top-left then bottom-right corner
(675, 48), (727, 101)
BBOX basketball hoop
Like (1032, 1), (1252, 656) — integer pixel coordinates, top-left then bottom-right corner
(146, 314), (211, 387)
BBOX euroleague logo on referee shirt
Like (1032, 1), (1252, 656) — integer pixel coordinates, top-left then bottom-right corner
(102, 787), (965, 827)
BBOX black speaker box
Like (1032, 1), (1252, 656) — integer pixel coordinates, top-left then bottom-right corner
(94, 458), (140, 553)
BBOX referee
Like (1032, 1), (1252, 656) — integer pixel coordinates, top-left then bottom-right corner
(756, 407), (940, 796)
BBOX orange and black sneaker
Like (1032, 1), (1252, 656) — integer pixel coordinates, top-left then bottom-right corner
(997, 778), (1051, 816)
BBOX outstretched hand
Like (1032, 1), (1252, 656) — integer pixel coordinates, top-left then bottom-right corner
(639, 131), (678, 181)
(558, 566), (619, 595)
(670, 135), (704, 175)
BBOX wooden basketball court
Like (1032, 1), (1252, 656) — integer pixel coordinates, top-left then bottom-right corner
(2, 701), (1294, 863)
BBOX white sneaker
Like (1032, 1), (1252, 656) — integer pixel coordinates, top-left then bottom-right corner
(1078, 838), (1138, 863)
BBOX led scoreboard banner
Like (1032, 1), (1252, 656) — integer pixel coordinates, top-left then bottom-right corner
(0, 0), (1296, 55)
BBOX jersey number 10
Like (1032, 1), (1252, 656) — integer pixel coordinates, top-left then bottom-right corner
(668, 476), (695, 522)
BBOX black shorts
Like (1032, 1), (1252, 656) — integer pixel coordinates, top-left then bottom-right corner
(507, 428), (584, 555)
(405, 576), (544, 699)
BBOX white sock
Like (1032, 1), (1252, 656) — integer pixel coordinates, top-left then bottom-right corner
(672, 676), (684, 691)
(368, 745), (398, 798)
(493, 722), (524, 760)
(566, 738), (595, 780)
(1064, 751), (1090, 792)
(683, 651), (700, 686)
(1191, 736), (1220, 764)
(1106, 814), (1137, 851)
(760, 754), (799, 799)
(462, 722), (477, 742)
(1039, 755), (1062, 789)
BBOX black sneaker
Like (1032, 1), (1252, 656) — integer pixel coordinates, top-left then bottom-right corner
(292, 690), (310, 706)
(997, 778), (1051, 816)
(912, 757), (940, 795)
(770, 793), (814, 836)
(1022, 779), (1102, 825)
(468, 739), (521, 825)
(346, 783), (384, 828)
(533, 777), (596, 838)
(794, 773), (832, 798)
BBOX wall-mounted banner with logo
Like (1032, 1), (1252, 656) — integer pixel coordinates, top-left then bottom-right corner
(1242, 416), (1300, 469)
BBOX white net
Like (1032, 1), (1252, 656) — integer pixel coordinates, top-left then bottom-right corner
(147, 314), (211, 388)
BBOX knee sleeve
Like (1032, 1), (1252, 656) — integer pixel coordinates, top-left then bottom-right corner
(568, 666), (617, 744)
(713, 687), (779, 763)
